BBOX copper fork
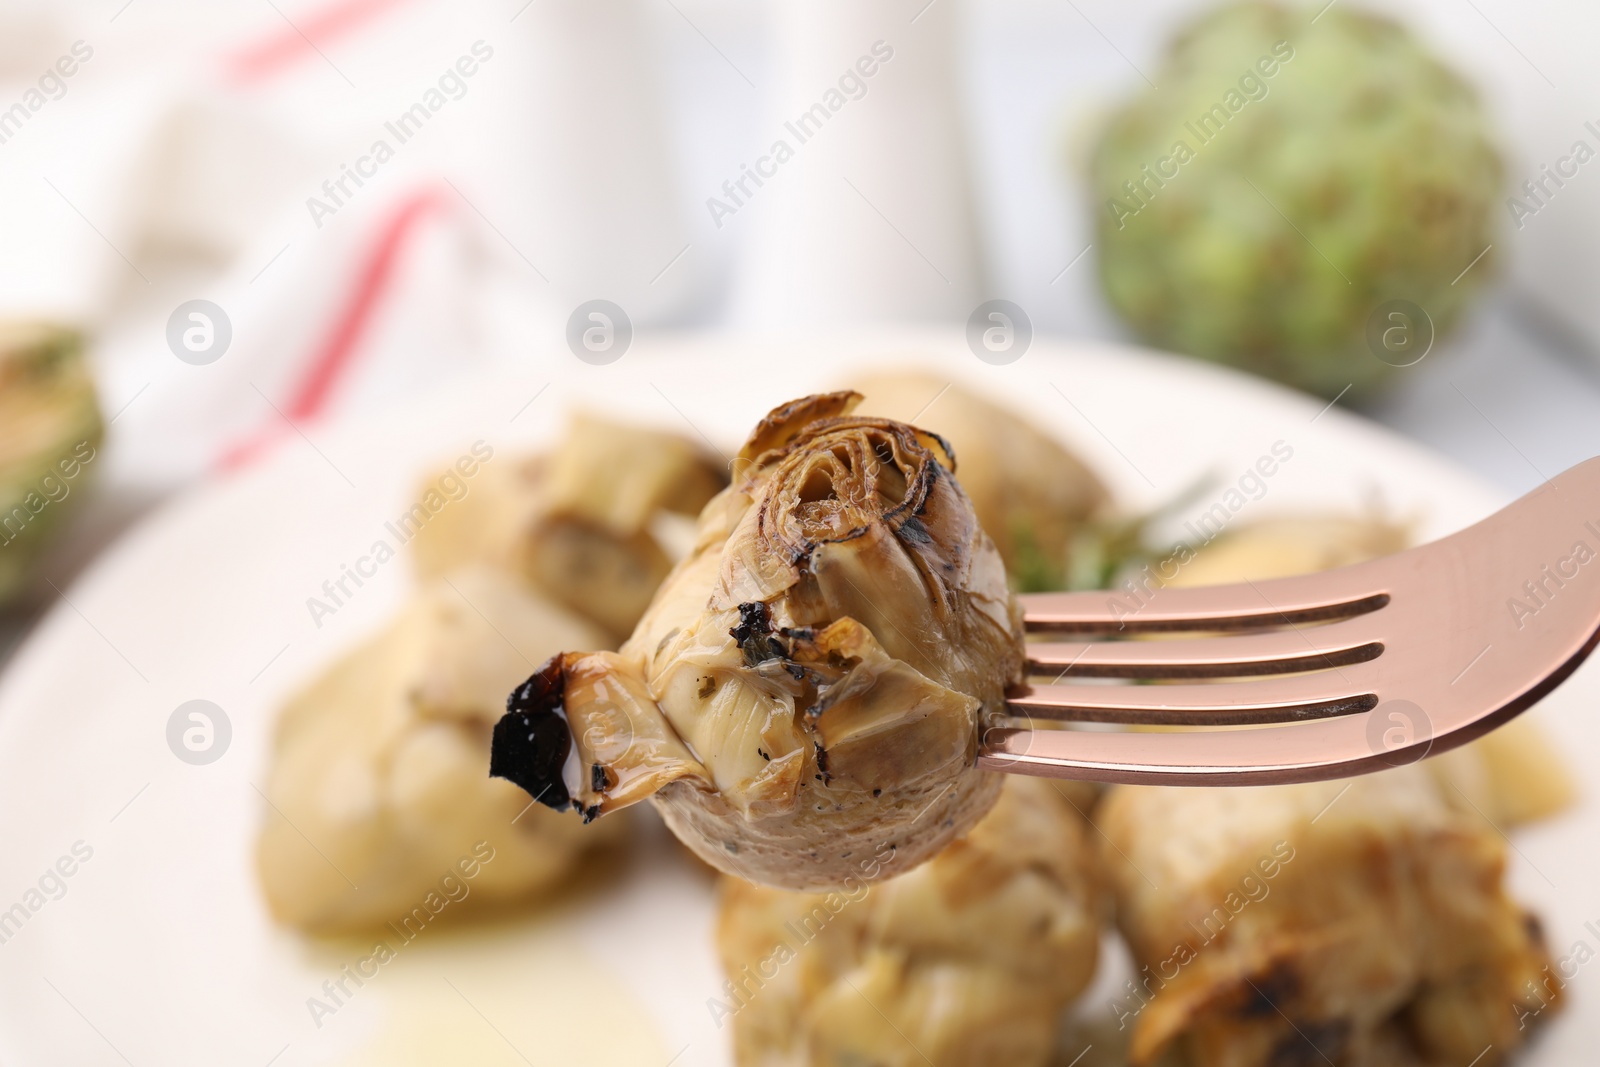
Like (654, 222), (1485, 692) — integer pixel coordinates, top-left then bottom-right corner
(982, 457), (1600, 786)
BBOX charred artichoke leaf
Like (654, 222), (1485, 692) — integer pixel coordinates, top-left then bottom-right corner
(733, 391), (868, 475)
(492, 392), (1023, 890)
(492, 651), (710, 821)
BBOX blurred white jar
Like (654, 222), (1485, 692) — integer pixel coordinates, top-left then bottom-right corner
(458, 0), (699, 325)
(729, 0), (986, 327)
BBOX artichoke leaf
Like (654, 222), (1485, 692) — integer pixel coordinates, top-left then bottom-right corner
(733, 391), (864, 476)
(655, 647), (810, 814)
(794, 618), (980, 794)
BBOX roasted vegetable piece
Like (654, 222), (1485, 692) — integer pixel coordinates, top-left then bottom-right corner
(715, 776), (1105, 1067)
(411, 412), (725, 641)
(1100, 772), (1556, 1066)
(0, 323), (101, 605)
(851, 371), (1110, 591)
(491, 393), (1025, 891)
(257, 567), (618, 933)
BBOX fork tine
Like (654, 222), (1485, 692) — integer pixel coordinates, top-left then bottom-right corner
(1006, 668), (1378, 726)
(978, 707), (1429, 785)
(1027, 615), (1385, 679)
(985, 457), (1600, 784)
(1021, 565), (1391, 634)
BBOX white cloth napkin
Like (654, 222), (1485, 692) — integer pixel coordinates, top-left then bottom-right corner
(0, 0), (710, 495)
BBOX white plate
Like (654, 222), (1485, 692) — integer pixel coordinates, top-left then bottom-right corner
(0, 331), (1591, 1066)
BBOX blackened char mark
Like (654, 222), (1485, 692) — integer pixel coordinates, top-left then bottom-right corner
(730, 601), (789, 667)
(1267, 1019), (1351, 1067)
(490, 655), (573, 812)
(896, 515), (932, 544)
(1237, 962), (1299, 1018)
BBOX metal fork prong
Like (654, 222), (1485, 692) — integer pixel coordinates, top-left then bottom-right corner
(1026, 617), (1385, 679)
(978, 458), (1600, 785)
(1006, 669), (1378, 726)
(1021, 568), (1391, 634)
(978, 714), (1404, 786)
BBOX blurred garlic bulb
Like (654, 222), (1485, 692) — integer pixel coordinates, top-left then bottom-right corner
(491, 393), (1024, 890)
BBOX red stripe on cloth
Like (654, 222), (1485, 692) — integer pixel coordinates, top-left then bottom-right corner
(286, 189), (444, 420)
(219, 188), (448, 471)
(226, 0), (409, 85)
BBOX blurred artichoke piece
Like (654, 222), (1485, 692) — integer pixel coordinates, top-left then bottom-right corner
(1089, 2), (1503, 399)
(411, 412), (726, 641)
(716, 776), (1105, 1067)
(491, 393), (1024, 891)
(851, 371), (1110, 591)
(0, 323), (102, 606)
(257, 567), (618, 934)
(1099, 771), (1556, 1066)
(1431, 712), (1576, 827)
(1168, 513), (1411, 587)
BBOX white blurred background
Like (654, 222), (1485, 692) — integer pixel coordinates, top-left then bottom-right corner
(4, 0), (1600, 660)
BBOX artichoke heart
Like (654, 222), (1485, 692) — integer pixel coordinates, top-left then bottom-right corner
(491, 392), (1025, 890)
